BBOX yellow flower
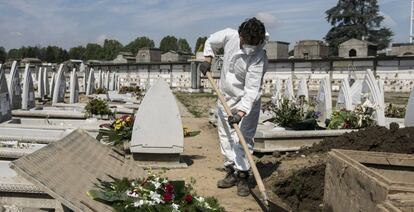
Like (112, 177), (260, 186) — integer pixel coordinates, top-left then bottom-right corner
(126, 117), (131, 122)
(122, 121), (126, 126)
(115, 119), (121, 124)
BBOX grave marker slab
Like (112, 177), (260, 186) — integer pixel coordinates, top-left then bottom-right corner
(21, 64), (35, 110)
(69, 68), (79, 104)
(86, 68), (95, 95)
(109, 72), (116, 91)
(130, 79), (184, 155)
(97, 69), (103, 89)
(11, 129), (145, 212)
(52, 64), (66, 104)
(362, 69), (385, 126)
(80, 63), (87, 93)
(296, 77), (309, 101)
(316, 76), (332, 122)
(7, 61), (22, 110)
(405, 89), (414, 127)
(37, 67), (44, 99)
(271, 78), (282, 105)
(105, 71), (110, 89)
(284, 77), (294, 101)
(0, 68), (11, 122)
(336, 78), (353, 110)
(43, 67), (49, 97)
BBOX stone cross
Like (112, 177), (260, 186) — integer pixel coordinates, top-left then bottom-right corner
(52, 64), (66, 104)
(316, 76), (332, 122)
(43, 67), (49, 97)
(0, 67), (11, 122)
(130, 79), (184, 155)
(405, 88), (414, 127)
(37, 67), (45, 99)
(7, 61), (22, 110)
(336, 78), (353, 110)
(86, 68), (95, 95)
(362, 69), (385, 126)
(21, 64), (35, 110)
(69, 68), (79, 104)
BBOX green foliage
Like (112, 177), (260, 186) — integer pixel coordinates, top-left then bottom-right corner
(95, 88), (107, 94)
(325, 0), (393, 55)
(385, 103), (406, 118)
(7, 49), (21, 60)
(327, 106), (375, 129)
(271, 98), (304, 128)
(69, 45), (86, 60)
(123, 36), (155, 55)
(97, 115), (134, 146)
(102, 39), (123, 60)
(194, 37), (207, 53)
(85, 98), (113, 116)
(0, 47), (7, 63)
(177, 38), (192, 53)
(84, 43), (103, 60)
(159, 35), (178, 52)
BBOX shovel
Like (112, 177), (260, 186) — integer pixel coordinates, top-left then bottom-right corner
(205, 71), (269, 206)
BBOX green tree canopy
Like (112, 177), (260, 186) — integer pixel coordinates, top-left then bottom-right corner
(195, 36), (207, 53)
(0, 47), (7, 63)
(159, 36), (178, 52)
(69, 45), (86, 60)
(7, 49), (21, 60)
(123, 36), (154, 55)
(101, 39), (123, 60)
(177, 38), (192, 53)
(84, 43), (103, 60)
(324, 0), (393, 55)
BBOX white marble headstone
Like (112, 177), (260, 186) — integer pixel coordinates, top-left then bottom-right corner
(52, 64), (66, 104)
(49, 72), (56, 98)
(284, 77), (294, 101)
(130, 79), (184, 154)
(350, 80), (363, 106)
(97, 69), (103, 89)
(316, 76), (332, 122)
(43, 68), (49, 97)
(37, 67), (45, 99)
(271, 78), (282, 105)
(296, 77), (308, 101)
(109, 72), (116, 91)
(115, 74), (120, 91)
(86, 68), (95, 95)
(336, 78), (353, 110)
(105, 71), (110, 90)
(0, 68), (11, 122)
(7, 61), (22, 109)
(405, 88), (414, 127)
(21, 64), (35, 110)
(362, 69), (385, 126)
(69, 68), (79, 104)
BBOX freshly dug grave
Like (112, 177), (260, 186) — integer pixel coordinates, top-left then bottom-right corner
(271, 125), (414, 211)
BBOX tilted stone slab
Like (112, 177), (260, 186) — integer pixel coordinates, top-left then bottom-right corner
(7, 61), (22, 110)
(21, 64), (35, 110)
(0, 68), (11, 123)
(130, 79), (184, 154)
(11, 129), (146, 212)
(69, 68), (79, 104)
(52, 64), (66, 104)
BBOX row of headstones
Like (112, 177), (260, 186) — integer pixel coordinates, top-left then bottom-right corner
(272, 69), (388, 126)
(84, 68), (120, 95)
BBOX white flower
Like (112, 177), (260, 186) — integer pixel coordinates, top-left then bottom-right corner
(149, 191), (163, 204)
(171, 203), (180, 212)
(126, 190), (139, 198)
(151, 181), (161, 189)
(195, 196), (205, 202)
(133, 200), (144, 207)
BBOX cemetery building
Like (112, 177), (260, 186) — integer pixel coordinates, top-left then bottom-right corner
(264, 41), (290, 59)
(113, 52), (136, 63)
(338, 38), (377, 58)
(389, 43), (414, 56)
(294, 40), (329, 59)
(161, 50), (193, 62)
(136, 47), (162, 63)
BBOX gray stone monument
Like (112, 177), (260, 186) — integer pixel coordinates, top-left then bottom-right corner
(37, 67), (44, 99)
(105, 71), (110, 90)
(0, 68), (11, 122)
(7, 61), (22, 110)
(284, 77), (294, 101)
(43, 67), (49, 97)
(405, 89), (414, 127)
(49, 72), (56, 98)
(21, 64), (35, 110)
(52, 64), (66, 104)
(316, 76), (332, 122)
(86, 68), (95, 95)
(69, 68), (79, 104)
(130, 79), (184, 163)
(109, 72), (116, 91)
(97, 69), (103, 89)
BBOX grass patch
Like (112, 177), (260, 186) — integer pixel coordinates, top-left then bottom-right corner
(175, 92), (217, 118)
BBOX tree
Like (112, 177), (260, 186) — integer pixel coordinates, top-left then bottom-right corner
(324, 0), (393, 55)
(8, 49), (21, 60)
(84, 43), (103, 60)
(123, 36), (155, 55)
(69, 45), (86, 60)
(177, 38), (192, 53)
(0, 47), (7, 63)
(194, 36), (207, 53)
(44, 46), (58, 63)
(159, 36), (178, 52)
(101, 39), (123, 60)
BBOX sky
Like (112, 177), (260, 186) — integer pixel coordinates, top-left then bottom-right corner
(0, 0), (409, 51)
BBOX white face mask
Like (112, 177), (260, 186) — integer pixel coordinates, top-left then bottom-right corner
(242, 44), (258, 55)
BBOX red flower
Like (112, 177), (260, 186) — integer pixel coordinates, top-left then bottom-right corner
(163, 192), (173, 202)
(164, 183), (174, 193)
(185, 194), (193, 203)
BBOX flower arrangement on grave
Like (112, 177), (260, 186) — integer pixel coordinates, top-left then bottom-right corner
(385, 103), (406, 118)
(97, 115), (135, 146)
(327, 104), (375, 129)
(87, 172), (225, 212)
(119, 86), (143, 97)
(85, 98), (113, 117)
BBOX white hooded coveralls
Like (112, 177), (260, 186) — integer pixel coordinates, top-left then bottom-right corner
(204, 28), (268, 171)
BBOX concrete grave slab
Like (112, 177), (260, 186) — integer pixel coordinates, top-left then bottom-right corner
(69, 68), (79, 104)
(0, 68), (11, 123)
(324, 149), (414, 212)
(52, 64), (66, 104)
(130, 79), (184, 162)
(86, 68), (95, 95)
(405, 89), (414, 127)
(11, 129), (146, 212)
(7, 61), (22, 110)
(0, 127), (68, 143)
(21, 64), (35, 110)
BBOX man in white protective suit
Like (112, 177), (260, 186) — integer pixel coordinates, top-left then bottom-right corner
(199, 17), (268, 197)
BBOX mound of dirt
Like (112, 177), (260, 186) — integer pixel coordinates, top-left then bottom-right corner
(273, 125), (414, 211)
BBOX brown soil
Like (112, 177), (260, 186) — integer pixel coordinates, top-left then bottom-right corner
(269, 125), (414, 211)
(174, 92), (217, 118)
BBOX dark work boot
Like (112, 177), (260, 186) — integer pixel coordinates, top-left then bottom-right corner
(236, 171), (250, 197)
(217, 168), (237, 188)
